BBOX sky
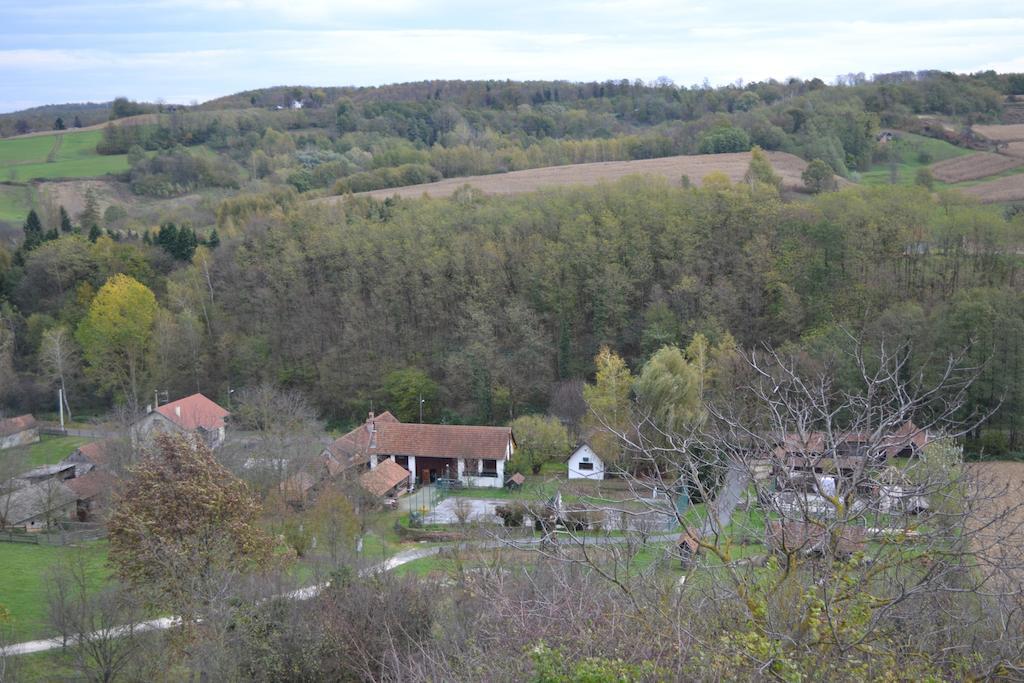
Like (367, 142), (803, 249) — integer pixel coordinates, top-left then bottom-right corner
(2, 0), (1023, 113)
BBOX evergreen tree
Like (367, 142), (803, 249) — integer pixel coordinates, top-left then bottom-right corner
(174, 226), (198, 260)
(207, 228), (220, 249)
(142, 231), (152, 245)
(54, 117), (66, 131)
(22, 210), (44, 250)
(59, 206), (74, 233)
(73, 115), (82, 128)
(79, 189), (100, 235)
(157, 223), (179, 254)
(44, 228), (59, 242)
(88, 223), (102, 243)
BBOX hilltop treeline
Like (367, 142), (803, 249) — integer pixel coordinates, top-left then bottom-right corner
(69, 70), (1016, 204)
(2, 176), (1023, 452)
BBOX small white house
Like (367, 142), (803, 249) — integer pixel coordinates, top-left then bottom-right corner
(567, 443), (605, 480)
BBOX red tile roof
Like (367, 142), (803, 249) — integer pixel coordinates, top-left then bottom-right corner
(324, 411), (399, 466)
(75, 441), (111, 466)
(359, 459), (410, 497)
(66, 470), (117, 500)
(373, 423), (513, 460)
(0, 414), (37, 437)
(155, 393), (229, 431)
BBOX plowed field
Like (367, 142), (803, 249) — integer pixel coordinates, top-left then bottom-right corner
(973, 124), (1024, 142)
(321, 151), (848, 202)
(961, 174), (1024, 203)
(930, 152), (1023, 182)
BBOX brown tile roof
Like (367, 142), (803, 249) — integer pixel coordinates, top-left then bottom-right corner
(359, 460), (410, 497)
(66, 470), (117, 500)
(155, 393), (229, 431)
(0, 414), (37, 437)
(75, 441), (111, 466)
(766, 520), (866, 556)
(678, 527), (702, 554)
(373, 423), (513, 460)
(280, 471), (319, 502)
(324, 411), (400, 467)
(773, 421), (931, 463)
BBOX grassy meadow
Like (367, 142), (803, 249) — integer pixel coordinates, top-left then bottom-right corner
(18, 435), (93, 468)
(0, 184), (32, 222)
(0, 541), (110, 641)
(0, 130), (130, 182)
(858, 132), (972, 186)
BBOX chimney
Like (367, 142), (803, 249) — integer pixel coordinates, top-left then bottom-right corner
(175, 405), (181, 417)
(368, 410), (375, 421)
(146, 404), (152, 414)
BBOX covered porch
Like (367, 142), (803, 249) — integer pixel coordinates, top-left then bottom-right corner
(373, 454), (505, 489)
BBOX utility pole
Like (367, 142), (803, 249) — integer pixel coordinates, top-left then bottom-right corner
(419, 394), (425, 423)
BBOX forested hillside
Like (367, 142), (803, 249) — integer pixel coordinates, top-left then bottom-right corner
(2, 172), (1023, 453)
(2, 72), (1024, 454)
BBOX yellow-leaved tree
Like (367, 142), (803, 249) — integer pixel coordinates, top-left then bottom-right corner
(582, 346), (635, 468)
(76, 273), (157, 414)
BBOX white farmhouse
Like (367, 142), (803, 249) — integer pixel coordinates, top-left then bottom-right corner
(567, 442), (605, 480)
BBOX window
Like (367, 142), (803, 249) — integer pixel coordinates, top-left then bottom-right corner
(578, 459), (594, 471)
(481, 459), (498, 477)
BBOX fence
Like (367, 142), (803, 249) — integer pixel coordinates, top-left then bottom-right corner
(0, 523), (106, 546)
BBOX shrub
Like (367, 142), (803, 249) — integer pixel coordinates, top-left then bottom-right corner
(801, 158), (838, 193)
(698, 126), (751, 154)
(495, 502), (528, 527)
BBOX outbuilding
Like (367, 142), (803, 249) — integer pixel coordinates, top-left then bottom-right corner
(567, 442), (605, 480)
(0, 414), (39, 450)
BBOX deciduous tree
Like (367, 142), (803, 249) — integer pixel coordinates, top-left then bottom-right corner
(75, 274), (157, 414)
(510, 414), (569, 474)
(108, 434), (275, 619)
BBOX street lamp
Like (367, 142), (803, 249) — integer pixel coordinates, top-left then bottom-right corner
(419, 394), (425, 423)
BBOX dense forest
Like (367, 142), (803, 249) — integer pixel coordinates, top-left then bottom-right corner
(2, 176), (1024, 451)
(2, 72), (1024, 454)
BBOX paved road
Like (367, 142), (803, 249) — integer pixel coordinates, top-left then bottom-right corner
(699, 463), (751, 537)
(4, 470), (750, 657)
(0, 530), (682, 657)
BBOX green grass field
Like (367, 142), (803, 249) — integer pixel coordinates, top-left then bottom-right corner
(0, 183), (32, 222)
(859, 132), (973, 187)
(0, 136), (55, 165)
(0, 541), (109, 640)
(13, 435), (93, 468)
(0, 130), (130, 182)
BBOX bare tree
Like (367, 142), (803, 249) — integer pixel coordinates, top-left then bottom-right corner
(532, 337), (1024, 677)
(226, 383), (323, 494)
(0, 447), (27, 527)
(548, 379), (588, 438)
(39, 325), (80, 421)
(46, 550), (145, 682)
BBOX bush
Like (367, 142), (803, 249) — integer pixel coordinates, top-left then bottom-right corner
(333, 163), (441, 194)
(495, 502), (528, 527)
(698, 127), (751, 154)
(801, 158), (838, 193)
(129, 148), (239, 197)
(915, 167), (935, 190)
